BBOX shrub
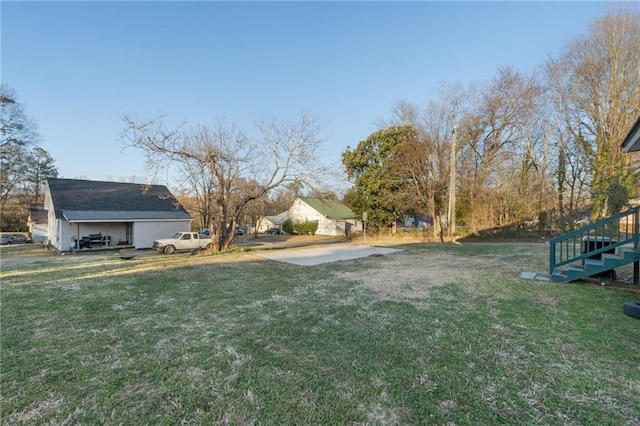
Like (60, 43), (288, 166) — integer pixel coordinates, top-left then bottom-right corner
(293, 220), (318, 235)
(282, 219), (295, 234)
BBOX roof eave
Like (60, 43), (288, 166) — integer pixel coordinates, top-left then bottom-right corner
(62, 210), (193, 222)
(621, 115), (640, 152)
(65, 219), (193, 223)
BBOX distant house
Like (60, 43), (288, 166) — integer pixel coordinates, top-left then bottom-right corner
(288, 197), (357, 236)
(255, 211), (290, 233)
(44, 178), (193, 251)
(397, 215), (433, 229)
(27, 203), (48, 242)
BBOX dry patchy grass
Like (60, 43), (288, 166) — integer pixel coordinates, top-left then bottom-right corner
(1, 242), (639, 425)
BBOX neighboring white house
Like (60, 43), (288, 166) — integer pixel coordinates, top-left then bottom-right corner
(287, 197), (357, 236)
(255, 211), (290, 233)
(44, 178), (193, 251)
(27, 203), (48, 242)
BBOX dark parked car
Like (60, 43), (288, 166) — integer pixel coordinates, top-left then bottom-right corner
(265, 228), (284, 235)
(0, 234), (28, 245)
(201, 227), (244, 237)
(11, 234), (28, 244)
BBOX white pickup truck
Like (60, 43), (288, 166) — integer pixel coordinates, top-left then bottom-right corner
(153, 232), (212, 254)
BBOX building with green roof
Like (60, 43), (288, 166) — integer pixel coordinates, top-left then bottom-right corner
(288, 197), (358, 236)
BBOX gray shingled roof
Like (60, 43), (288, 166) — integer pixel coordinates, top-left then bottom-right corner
(265, 211), (289, 225)
(47, 178), (192, 221)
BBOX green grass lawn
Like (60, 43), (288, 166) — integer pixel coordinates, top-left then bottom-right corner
(2, 243), (639, 425)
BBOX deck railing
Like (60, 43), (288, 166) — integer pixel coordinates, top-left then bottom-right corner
(549, 207), (640, 273)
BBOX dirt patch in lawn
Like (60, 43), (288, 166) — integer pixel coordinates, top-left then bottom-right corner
(333, 244), (542, 305)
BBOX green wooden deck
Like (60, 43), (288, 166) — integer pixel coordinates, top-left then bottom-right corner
(547, 207), (640, 283)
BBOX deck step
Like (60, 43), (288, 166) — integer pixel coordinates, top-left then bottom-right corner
(567, 265), (586, 282)
(621, 247), (640, 262)
(551, 269), (568, 282)
(601, 253), (623, 262)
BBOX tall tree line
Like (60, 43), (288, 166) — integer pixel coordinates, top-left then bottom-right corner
(1, 85), (58, 231)
(343, 9), (640, 236)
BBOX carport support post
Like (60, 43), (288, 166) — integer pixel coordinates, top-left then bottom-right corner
(447, 125), (457, 243)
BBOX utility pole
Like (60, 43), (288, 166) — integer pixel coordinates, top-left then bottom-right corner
(363, 211), (367, 243)
(448, 125), (457, 242)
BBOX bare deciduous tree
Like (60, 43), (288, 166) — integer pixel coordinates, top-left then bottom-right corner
(457, 68), (525, 233)
(553, 8), (640, 219)
(121, 112), (325, 250)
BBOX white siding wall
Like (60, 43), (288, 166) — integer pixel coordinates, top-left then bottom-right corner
(58, 220), (76, 251)
(44, 186), (58, 249)
(30, 223), (48, 242)
(288, 199), (343, 236)
(133, 221), (191, 248)
(317, 217), (339, 235)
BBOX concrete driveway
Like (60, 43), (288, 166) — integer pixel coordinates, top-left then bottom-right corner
(253, 243), (403, 266)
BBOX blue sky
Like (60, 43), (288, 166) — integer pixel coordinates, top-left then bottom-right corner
(2, 1), (610, 188)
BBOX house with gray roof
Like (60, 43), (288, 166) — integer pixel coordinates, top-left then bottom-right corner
(44, 178), (193, 251)
(255, 211), (290, 233)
